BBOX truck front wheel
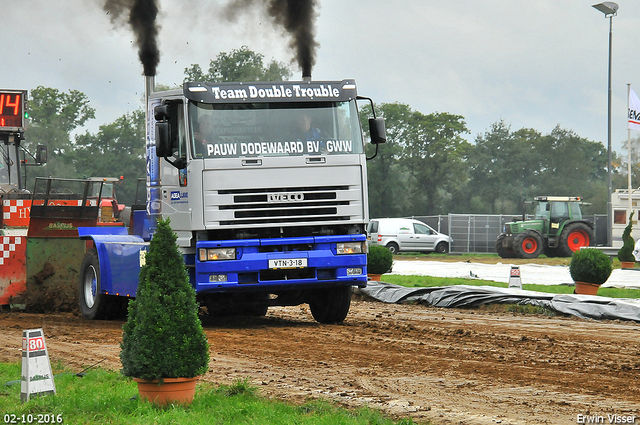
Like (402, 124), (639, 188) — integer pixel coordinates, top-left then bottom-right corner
(558, 223), (592, 257)
(513, 231), (543, 259)
(79, 249), (109, 320)
(309, 286), (352, 324)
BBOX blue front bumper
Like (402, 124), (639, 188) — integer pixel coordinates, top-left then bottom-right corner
(193, 234), (367, 293)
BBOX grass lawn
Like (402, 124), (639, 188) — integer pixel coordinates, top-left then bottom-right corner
(380, 274), (640, 299)
(0, 362), (420, 425)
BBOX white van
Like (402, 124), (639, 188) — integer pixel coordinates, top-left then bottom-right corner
(367, 218), (452, 254)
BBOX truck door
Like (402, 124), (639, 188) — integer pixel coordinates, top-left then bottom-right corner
(157, 100), (191, 242)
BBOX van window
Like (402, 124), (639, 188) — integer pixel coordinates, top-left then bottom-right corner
(368, 221), (378, 234)
(414, 223), (432, 235)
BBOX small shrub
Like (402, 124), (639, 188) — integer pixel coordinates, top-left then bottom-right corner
(617, 212), (635, 262)
(569, 248), (613, 285)
(120, 218), (209, 381)
(367, 244), (393, 274)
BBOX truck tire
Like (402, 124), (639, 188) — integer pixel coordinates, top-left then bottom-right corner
(120, 206), (132, 228)
(435, 242), (449, 254)
(495, 233), (516, 258)
(385, 242), (399, 255)
(309, 286), (352, 324)
(513, 231), (543, 259)
(244, 293), (269, 317)
(79, 249), (109, 320)
(558, 222), (592, 257)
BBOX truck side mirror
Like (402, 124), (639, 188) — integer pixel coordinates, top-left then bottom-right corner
(155, 122), (172, 157)
(154, 104), (173, 158)
(369, 117), (386, 144)
(35, 145), (47, 164)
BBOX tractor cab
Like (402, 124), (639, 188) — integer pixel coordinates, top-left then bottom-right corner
(533, 196), (584, 236)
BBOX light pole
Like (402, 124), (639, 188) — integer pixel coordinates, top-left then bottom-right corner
(593, 2), (618, 247)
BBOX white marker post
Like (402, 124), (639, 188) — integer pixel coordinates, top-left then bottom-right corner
(21, 328), (56, 403)
(508, 266), (522, 289)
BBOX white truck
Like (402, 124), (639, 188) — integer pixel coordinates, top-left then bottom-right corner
(76, 78), (386, 324)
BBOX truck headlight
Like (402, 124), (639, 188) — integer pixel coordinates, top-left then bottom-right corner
(199, 248), (236, 261)
(336, 242), (365, 255)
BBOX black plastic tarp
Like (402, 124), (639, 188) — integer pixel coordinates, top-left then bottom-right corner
(359, 281), (640, 322)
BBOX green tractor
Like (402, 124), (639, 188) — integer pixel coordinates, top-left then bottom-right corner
(496, 196), (594, 259)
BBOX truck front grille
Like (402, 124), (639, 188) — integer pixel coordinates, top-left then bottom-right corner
(215, 185), (352, 226)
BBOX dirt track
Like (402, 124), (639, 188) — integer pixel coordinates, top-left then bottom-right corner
(1, 297), (639, 425)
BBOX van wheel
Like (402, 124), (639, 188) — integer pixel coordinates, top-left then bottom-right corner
(386, 242), (399, 254)
(435, 242), (449, 254)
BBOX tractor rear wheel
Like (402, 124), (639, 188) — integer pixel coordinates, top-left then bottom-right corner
(496, 233), (516, 258)
(558, 222), (592, 257)
(513, 231), (543, 259)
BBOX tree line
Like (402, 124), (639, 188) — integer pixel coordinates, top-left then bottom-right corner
(21, 47), (629, 215)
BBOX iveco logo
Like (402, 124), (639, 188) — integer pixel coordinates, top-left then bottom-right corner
(267, 192), (304, 203)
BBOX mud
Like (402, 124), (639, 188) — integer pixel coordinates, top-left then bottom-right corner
(1, 299), (639, 425)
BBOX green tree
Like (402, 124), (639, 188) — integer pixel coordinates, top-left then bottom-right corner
(184, 46), (292, 82)
(534, 126), (607, 212)
(400, 110), (469, 215)
(71, 110), (145, 205)
(466, 122), (541, 213)
(360, 103), (411, 218)
(25, 86), (95, 182)
(467, 122), (608, 214)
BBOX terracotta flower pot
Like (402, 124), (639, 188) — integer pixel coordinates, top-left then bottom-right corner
(574, 281), (600, 296)
(133, 376), (198, 405)
(620, 261), (635, 269)
(367, 273), (382, 281)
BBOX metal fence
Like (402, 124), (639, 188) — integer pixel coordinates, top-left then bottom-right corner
(411, 214), (607, 254)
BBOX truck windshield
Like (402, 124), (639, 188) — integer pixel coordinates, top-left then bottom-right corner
(188, 100), (364, 158)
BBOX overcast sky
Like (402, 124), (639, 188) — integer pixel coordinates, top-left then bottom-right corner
(3, 0), (640, 154)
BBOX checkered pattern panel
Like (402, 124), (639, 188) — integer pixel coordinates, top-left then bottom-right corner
(3, 199), (25, 220)
(0, 235), (23, 266)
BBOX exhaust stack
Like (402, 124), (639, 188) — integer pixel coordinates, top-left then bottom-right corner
(144, 76), (155, 127)
(302, 74), (311, 82)
(145, 75), (155, 106)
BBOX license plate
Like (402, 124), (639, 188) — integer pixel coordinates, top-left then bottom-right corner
(268, 258), (307, 269)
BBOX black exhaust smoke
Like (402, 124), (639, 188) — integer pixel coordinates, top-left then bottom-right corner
(224, 0), (319, 78)
(103, 0), (160, 77)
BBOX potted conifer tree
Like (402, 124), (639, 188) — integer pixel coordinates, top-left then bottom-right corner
(367, 244), (393, 281)
(120, 218), (209, 405)
(570, 248), (613, 295)
(617, 212), (635, 269)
